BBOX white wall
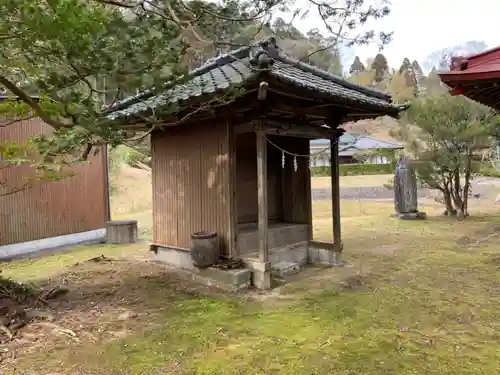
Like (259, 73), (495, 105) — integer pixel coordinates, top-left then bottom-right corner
(311, 154), (391, 166)
(311, 157), (330, 167)
(366, 155), (390, 164)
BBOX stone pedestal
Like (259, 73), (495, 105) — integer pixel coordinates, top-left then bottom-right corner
(395, 212), (427, 220)
(243, 259), (271, 289)
(106, 220), (138, 244)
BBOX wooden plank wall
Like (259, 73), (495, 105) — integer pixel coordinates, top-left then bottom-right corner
(0, 118), (108, 246)
(151, 121), (232, 254)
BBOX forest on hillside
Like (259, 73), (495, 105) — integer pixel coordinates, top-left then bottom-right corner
(1, 0), (489, 168)
(2, 0), (496, 219)
(120, 24), (489, 165)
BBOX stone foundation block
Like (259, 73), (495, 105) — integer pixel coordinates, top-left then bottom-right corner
(271, 261), (301, 278)
(308, 247), (344, 266)
(243, 259), (272, 289)
(192, 267), (252, 292)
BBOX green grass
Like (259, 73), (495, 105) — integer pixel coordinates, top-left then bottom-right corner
(4, 199), (500, 374)
(312, 174), (393, 189)
(0, 243), (140, 281)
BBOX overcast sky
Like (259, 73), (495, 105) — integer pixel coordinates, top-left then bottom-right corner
(280, 0), (500, 68)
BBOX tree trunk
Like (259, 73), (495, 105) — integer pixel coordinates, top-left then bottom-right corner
(462, 152), (473, 217)
(453, 198), (465, 220)
(462, 182), (470, 218)
(442, 189), (456, 216)
(450, 169), (464, 219)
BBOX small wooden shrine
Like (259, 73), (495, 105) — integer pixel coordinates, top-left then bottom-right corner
(107, 37), (408, 289)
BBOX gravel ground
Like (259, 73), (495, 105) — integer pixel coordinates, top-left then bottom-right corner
(312, 178), (500, 201)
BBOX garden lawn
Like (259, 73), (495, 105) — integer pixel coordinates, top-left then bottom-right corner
(2, 199), (500, 374)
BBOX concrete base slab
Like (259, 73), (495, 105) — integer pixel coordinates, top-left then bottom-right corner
(242, 242), (308, 268)
(191, 267), (251, 292)
(0, 229), (106, 261)
(151, 244), (195, 270)
(272, 261), (301, 278)
(243, 242), (348, 287)
(270, 242), (309, 266)
(309, 247), (344, 267)
(151, 244), (251, 291)
(154, 241), (349, 291)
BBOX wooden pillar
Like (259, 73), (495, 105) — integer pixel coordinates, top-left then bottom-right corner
(227, 120), (237, 258)
(256, 128), (268, 262)
(330, 137), (342, 255)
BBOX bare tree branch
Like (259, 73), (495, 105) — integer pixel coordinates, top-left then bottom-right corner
(0, 75), (64, 129)
(0, 115), (34, 127)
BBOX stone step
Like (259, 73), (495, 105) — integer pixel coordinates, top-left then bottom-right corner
(271, 261), (301, 278)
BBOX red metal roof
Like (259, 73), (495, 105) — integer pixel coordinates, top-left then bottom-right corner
(438, 46), (500, 110)
(439, 47), (500, 82)
(461, 46), (500, 66)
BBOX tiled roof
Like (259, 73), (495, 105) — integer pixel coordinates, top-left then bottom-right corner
(107, 38), (408, 120)
(310, 133), (357, 145)
(354, 135), (403, 149)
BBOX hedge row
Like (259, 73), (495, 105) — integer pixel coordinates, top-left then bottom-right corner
(312, 163), (500, 178)
(479, 166), (500, 178)
(311, 163), (393, 177)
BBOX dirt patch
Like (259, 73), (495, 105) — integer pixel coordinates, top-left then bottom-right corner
(370, 244), (403, 257)
(120, 166), (150, 180)
(457, 223), (500, 247)
(0, 255), (235, 368)
(339, 273), (372, 291)
(456, 235), (473, 246)
(484, 254), (500, 269)
(251, 262), (375, 304)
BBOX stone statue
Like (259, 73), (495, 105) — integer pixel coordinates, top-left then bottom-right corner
(393, 156), (426, 220)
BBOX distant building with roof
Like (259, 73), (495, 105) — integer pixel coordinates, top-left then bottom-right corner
(310, 134), (403, 166)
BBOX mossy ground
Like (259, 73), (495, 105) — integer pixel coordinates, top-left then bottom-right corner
(2, 169), (500, 374)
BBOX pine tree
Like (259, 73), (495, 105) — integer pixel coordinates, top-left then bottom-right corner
(348, 70), (375, 86)
(398, 58), (411, 74)
(398, 57), (415, 88)
(386, 72), (414, 101)
(0, 0), (396, 167)
(349, 56), (366, 76)
(371, 53), (389, 83)
(426, 66), (446, 95)
(411, 60), (425, 96)
(411, 60), (424, 79)
(399, 95), (495, 218)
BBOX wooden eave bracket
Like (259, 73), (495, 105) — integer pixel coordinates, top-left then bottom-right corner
(258, 81), (269, 101)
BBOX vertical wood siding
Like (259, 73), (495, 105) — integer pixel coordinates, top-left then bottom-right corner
(151, 121), (232, 254)
(0, 118), (108, 246)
